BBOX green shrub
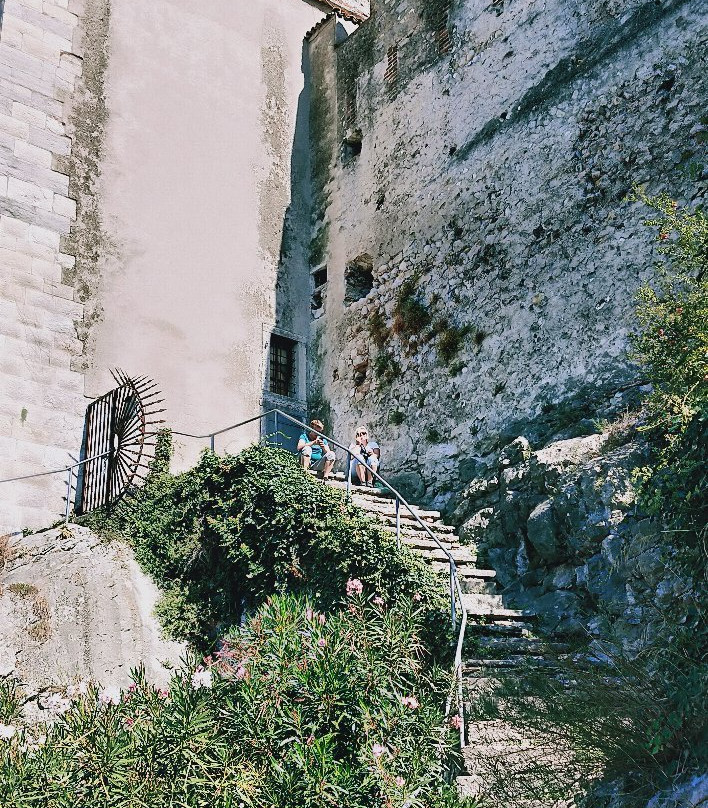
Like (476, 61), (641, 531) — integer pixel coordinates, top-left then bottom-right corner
(629, 189), (708, 550)
(0, 594), (466, 808)
(86, 444), (444, 648)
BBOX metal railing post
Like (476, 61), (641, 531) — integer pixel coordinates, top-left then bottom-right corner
(209, 434), (215, 453)
(346, 449), (352, 499)
(274, 410), (279, 449)
(395, 497), (401, 549)
(450, 563), (456, 629)
(64, 465), (73, 525)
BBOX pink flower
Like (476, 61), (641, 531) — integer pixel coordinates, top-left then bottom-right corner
(373, 596), (384, 606)
(395, 776), (405, 787)
(401, 695), (420, 709)
(235, 666), (248, 681)
(346, 578), (364, 596)
(412, 592), (422, 602)
(449, 714), (462, 730)
(124, 717), (135, 729)
(318, 613), (326, 625)
(305, 607), (314, 621)
(372, 743), (387, 759)
(158, 689), (169, 699)
(318, 638), (327, 648)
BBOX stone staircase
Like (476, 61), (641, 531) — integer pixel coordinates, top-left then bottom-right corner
(325, 477), (569, 804)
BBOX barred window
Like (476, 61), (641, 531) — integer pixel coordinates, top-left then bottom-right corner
(269, 334), (296, 397)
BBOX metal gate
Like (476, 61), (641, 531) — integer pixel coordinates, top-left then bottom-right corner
(75, 370), (164, 514)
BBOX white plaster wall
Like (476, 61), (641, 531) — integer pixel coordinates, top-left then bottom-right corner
(86, 0), (323, 466)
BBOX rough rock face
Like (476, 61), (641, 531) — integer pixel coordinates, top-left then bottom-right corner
(452, 422), (695, 652)
(0, 525), (184, 691)
(307, 0), (707, 496)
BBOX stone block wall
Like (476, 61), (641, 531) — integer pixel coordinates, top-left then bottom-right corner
(307, 0), (707, 507)
(0, 0), (87, 533)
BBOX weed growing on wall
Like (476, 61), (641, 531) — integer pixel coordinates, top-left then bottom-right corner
(392, 278), (432, 338)
(0, 594), (470, 808)
(83, 443), (445, 649)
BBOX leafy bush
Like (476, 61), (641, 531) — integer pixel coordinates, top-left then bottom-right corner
(85, 443), (445, 648)
(0, 594), (467, 808)
(629, 189), (708, 551)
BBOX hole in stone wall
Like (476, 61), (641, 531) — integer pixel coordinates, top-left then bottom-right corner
(385, 45), (398, 88)
(342, 127), (363, 161)
(344, 254), (374, 305)
(312, 266), (327, 315)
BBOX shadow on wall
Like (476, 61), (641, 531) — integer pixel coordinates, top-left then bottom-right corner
(263, 38), (316, 453)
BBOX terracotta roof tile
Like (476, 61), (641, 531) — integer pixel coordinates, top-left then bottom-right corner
(317, 0), (370, 22)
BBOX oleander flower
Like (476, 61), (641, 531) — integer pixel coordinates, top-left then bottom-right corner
(305, 607), (314, 621)
(317, 638), (327, 648)
(401, 695), (419, 709)
(449, 714), (462, 730)
(412, 592), (422, 602)
(42, 693), (72, 714)
(346, 578), (364, 596)
(395, 776), (405, 787)
(372, 743), (387, 759)
(0, 724), (17, 741)
(235, 665), (248, 681)
(191, 669), (213, 690)
(318, 613), (326, 625)
(373, 595), (385, 606)
(66, 680), (89, 699)
(98, 686), (121, 706)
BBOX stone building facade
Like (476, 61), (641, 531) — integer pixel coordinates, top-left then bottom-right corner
(307, 0), (707, 508)
(0, 0), (366, 533)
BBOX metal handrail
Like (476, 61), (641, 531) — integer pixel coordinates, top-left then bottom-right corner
(172, 407), (468, 747)
(0, 450), (113, 525)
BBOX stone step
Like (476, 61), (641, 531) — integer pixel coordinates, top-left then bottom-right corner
(414, 546), (477, 564)
(348, 497), (442, 521)
(460, 594), (535, 621)
(377, 515), (456, 535)
(475, 637), (570, 656)
(466, 621), (536, 637)
(456, 775), (482, 799)
(463, 655), (559, 671)
(396, 532), (462, 551)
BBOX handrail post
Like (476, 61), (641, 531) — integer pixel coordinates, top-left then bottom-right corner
(450, 563), (456, 629)
(64, 465), (73, 525)
(346, 449), (352, 499)
(209, 434), (215, 453)
(274, 410), (279, 449)
(395, 497), (401, 549)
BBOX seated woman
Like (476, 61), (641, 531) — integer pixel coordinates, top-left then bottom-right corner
(297, 419), (336, 481)
(348, 426), (380, 487)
